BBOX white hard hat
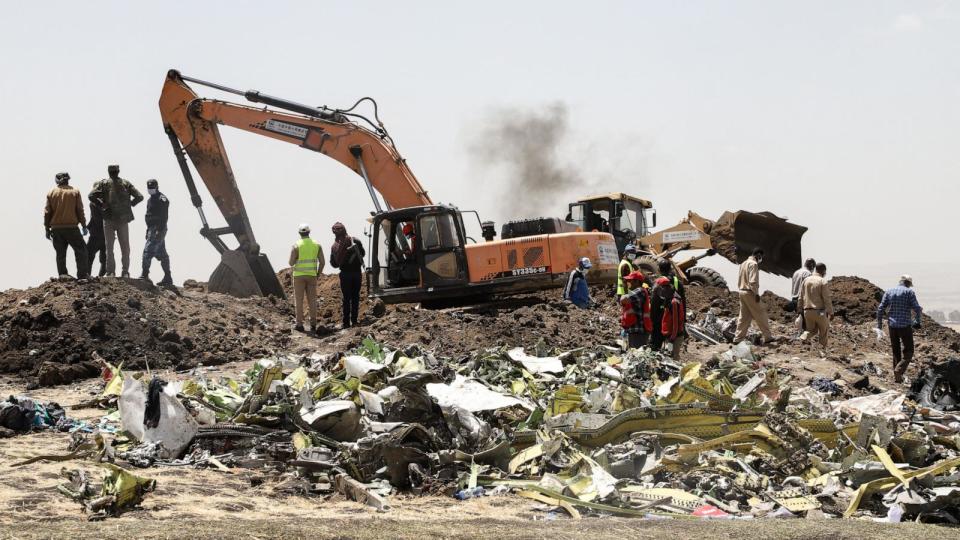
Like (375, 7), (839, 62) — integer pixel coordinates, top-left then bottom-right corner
(298, 223), (311, 234)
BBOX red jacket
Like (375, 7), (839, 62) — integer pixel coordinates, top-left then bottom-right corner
(661, 293), (686, 341)
(620, 288), (653, 333)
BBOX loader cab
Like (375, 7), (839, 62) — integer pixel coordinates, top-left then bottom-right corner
(567, 193), (655, 255)
(370, 205), (470, 301)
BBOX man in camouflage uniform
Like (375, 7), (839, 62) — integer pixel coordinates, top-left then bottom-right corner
(139, 179), (172, 286)
(88, 164), (143, 277)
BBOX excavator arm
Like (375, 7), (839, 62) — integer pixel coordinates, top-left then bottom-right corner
(158, 70), (432, 297)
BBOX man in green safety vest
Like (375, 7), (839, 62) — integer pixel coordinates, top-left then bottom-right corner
(288, 223), (325, 332)
(616, 244), (639, 298)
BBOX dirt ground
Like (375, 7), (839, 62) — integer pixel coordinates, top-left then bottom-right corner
(2, 273), (959, 537)
(0, 350), (948, 538)
(0, 514), (948, 539)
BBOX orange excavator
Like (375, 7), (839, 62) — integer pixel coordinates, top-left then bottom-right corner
(159, 70), (619, 305)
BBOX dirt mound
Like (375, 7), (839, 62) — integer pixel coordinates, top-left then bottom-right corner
(2, 271), (957, 389)
(828, 276), (886, 324)
(0, 278), (293, 387)
(356, 290), (617, 358)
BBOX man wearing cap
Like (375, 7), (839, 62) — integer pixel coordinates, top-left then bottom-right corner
(656, 277), (687, 361)
(89, 164), (143, 277)
(791, 258), (816, 308)
(619, 271), (651, 349)
(877, 274), (924, 382)
(140, 179), (172, 285)
(86, 199), (107, 277)
(790, 258), (816, 334)
(44, 172), (89, 278)
(798, 262), (833, 353)
(330, 222), (365, 329)
(289, 223), (324, 332)
(616, 244), (638, 298)
(563, 257), (593, 309)
(734, 248), (775, 344)
(648, 259), (686, 352)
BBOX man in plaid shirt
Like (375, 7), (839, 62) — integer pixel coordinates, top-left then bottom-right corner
(877, 274), (923, 382)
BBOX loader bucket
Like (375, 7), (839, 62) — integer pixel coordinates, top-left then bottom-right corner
(208, 249), (286, 299)
(711, 211), (807, 277)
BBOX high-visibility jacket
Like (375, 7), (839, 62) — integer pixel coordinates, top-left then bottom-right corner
(661, 292), (686, 341)
(616, 259), (635, 296)
(293, 237), (321, 277)
(620, 286), (652, 333)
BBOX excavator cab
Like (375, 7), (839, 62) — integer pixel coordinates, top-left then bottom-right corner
(370, 205), (470, 303)
(567, 193), (655, 255)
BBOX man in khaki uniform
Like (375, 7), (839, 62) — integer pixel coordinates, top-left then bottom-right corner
(734, 248), (774, 344)
(289, 223), (325, 333)
(798, 262), (833, 350)
(88, 164), (144, 277)
(44, 172), (89, 278)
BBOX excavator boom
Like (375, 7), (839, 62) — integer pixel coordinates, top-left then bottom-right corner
(159, 70), (432, 297)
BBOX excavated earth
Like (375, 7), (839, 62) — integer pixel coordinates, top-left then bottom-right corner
(0, 278), (293, 387)
(1, 271), (957, 389)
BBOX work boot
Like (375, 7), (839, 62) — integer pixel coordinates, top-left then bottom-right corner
(893, 361), (909, 383)
(294, 324), (305, 332)
(139, 273), (151, 281)
(158, 260), (172, 286)
(121, 271), (130, 278)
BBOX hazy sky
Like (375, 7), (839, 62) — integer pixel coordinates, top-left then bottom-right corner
(2, 1), (957, 309)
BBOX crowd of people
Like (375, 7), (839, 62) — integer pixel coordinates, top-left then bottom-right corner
(563, 244), (924, 383)
(43, 165), (171, 284)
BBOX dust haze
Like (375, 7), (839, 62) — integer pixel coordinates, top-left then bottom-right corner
(468, 102), (593, 220)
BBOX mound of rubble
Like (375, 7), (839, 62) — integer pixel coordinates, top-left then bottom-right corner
(21, 338), (960, 523)
(0, 278), (293, 387)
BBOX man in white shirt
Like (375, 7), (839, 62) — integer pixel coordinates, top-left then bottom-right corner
(790, 258), (815, 335)
(791, 258), (815, 305)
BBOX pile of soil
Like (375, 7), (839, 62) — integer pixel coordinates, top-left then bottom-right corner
(355, 291), (616, 358)
(0, 278), (293, 387)
(1, 271), (956, 389)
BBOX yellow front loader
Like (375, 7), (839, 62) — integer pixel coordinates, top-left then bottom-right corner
(566, 193), (807, 288)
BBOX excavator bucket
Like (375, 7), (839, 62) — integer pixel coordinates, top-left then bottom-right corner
(208, 249), (286, 298)
(711, 211), (807, 277)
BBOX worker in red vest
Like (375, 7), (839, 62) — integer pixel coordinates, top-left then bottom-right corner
(656, 276), (687, 360)
(619, 271), (652, 350)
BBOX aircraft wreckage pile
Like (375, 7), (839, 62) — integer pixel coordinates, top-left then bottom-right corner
(7, 336), (960, 523)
